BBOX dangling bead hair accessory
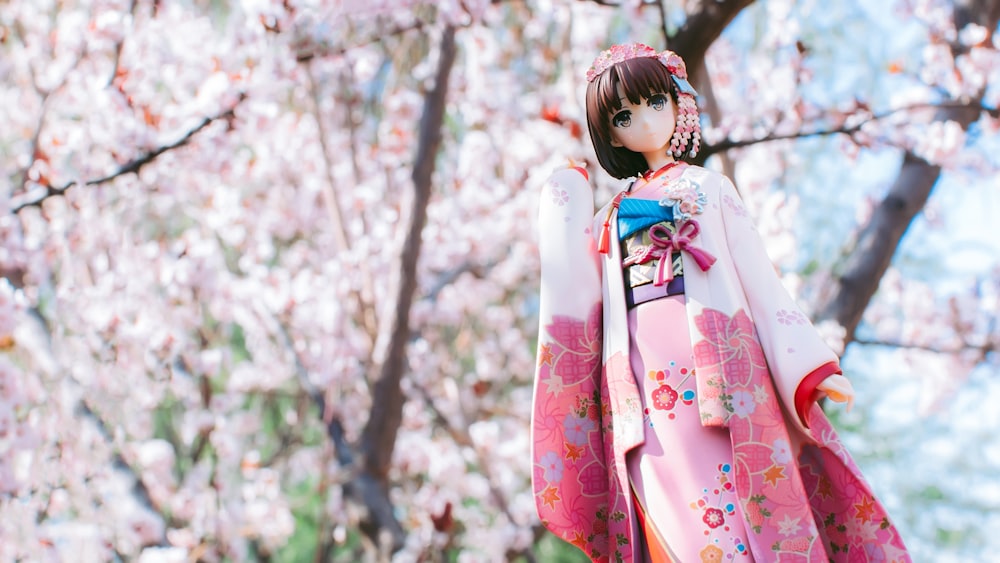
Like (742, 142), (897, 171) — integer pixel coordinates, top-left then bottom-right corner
(669, 95), (701, 159)
(586, 43), (702, 160)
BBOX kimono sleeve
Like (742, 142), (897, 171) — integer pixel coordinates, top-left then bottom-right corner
(717, 177), (840, 432)
(530, 168), (609, 556)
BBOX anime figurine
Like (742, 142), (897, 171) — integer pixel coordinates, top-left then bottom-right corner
(530, 43), (910, 562)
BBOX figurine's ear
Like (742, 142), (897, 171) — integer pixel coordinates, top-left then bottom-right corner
(610, 136), (624, 148)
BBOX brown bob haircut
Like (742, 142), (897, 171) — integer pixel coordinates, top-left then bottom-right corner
(586, 56), (685, 179)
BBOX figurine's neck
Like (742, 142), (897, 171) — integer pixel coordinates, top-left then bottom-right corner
(639, 158), (683, 185)
(643, 151), (676, 176)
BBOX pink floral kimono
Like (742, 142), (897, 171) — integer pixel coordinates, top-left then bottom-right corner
(531, 165), (911, 562)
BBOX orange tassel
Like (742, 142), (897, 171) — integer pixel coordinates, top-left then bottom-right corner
(599, 190), (629, 255)
(598, 221), (611, 254)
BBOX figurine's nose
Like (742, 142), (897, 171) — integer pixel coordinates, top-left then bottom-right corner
(641, 111), (656, 131)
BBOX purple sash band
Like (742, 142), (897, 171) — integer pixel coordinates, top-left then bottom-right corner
(625, 276), (685, 309)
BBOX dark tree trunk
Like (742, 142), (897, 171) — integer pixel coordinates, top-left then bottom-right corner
(817, 0), (1000, 343)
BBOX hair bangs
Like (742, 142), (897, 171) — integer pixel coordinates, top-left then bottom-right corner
(591, 57), (675, 128)
(615, 57), (676, 107)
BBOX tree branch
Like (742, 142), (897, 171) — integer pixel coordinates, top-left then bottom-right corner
(360, 25), (457, 485)
(577, 0), (753, 77)
(296, 21), (426, 63)
(655, 0), (669, 47)
(303, 61), (381, 348)
(852, 337), (996, 355)
(11, 95), (246, 214)
(698, 100), (997, 161)
(420, 258), (500, 303)
(304, 61), (351, 253)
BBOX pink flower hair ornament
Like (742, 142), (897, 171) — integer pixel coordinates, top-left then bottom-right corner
(585, 43), (698, 97)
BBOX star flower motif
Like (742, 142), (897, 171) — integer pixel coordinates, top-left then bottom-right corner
(752, 384), (769, 404)
(854, 496), (876, 522)
(537, 343), (554, 366)
(564, 442), (585, 462)
(778, 514), (802, 537)
(763, 464), (786, 487)
(817, 476), (833, 499)
(540, 485), (561, 509)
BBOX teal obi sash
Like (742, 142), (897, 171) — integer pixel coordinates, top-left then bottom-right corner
(617, 198), (674, 240)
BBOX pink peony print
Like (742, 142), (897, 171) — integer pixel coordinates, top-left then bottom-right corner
(544, 303), (602, 386)
(692, 308), (767, 386)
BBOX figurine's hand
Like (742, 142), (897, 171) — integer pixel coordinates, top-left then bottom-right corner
(817, 375), (855, 412)
(566, 158), (589, 180)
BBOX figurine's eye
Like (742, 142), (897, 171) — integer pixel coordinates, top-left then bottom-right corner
(612, 110), (631, 128)
(648, 93), (668, 110)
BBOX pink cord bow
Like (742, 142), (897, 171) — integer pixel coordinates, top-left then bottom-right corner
(623, 220), (717, 286)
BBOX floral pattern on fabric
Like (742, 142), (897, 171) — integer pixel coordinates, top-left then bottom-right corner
(601, 351), (638, 563)
(692, 306), (826, 560)
(798, 406), (913, 562)
(659, 176), (708, 221)
(641, 364), (696, 426)
(722, 193), (748, 218)
(691, 306), (911, 562)
(532, 303), (610, 559)
(686, 463), (751, 560)
(691, 308), (767, 426)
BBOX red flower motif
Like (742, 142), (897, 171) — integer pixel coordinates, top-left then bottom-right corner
(692, 308), (767, 386)
(651, 384), (678, 411)
(703, 507), (725, 529)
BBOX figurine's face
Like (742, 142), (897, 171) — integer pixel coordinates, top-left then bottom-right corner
(608, 85), (676, 156)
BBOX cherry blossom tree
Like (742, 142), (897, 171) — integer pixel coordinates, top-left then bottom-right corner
(1, 0), (997, 561)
